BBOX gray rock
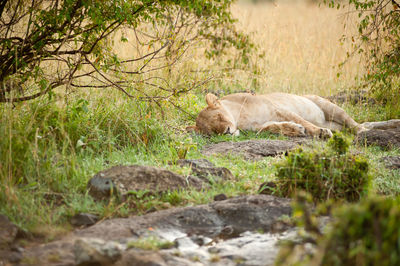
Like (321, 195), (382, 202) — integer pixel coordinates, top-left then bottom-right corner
(362, 119), (400, 130)
(115, 250), (168, 266)
(356, 128), (400, 149)
(0, 214), (19, 247)
(87, 165), (204, 200)
(214, 193), (228, 201)
(18, 195), (293, 265)
(258, 181), (278, 195)
(176, 159), (215, 169)
(74, 238), (124, 266)
(382, 156), (400, 169)
(327, 90), (375, 105)
(71, 213), (99, 227)
(176, 159), (234, 182)
(202, 139), (308, 160)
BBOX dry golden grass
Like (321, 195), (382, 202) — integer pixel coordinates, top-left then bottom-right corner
(230, 0), (365, 96)
(61, 1), (366, 99)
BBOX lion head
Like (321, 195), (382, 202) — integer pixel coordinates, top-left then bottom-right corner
(188, 93), (239, 136)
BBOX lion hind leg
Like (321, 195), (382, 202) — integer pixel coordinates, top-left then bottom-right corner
(304, 95), (365, 133)
(274, 109), (333, 138)
(258, 121), (306, 137)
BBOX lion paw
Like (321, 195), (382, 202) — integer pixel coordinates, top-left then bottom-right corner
(319, 128), (333, 139)
(293, 124), (306, 137)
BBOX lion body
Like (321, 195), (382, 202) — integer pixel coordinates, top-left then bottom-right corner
(193, 92), (365, 137)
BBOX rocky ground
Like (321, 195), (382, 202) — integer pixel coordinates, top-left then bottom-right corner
(1, 123), (400, 266)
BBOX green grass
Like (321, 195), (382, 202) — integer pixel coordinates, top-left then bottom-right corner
(0, 89), (399, 238)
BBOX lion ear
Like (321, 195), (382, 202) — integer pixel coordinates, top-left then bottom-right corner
(186, 125), (199, 133)
(205, 93), (220, 108)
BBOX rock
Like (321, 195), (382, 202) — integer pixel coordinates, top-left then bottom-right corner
(115, 250), (167, 266)
(0, 215), (26, 264)
(362, 119), (400, 130)
(74, 238), (124, 265)
(327, 90), (375, 105)
(71, 213), (99, 227)
(356, 128), (400, 149)
(258, 181), (278, 195)
(202, 139), (308, 160)
(214, 193), (228, 201)
(176, 159), (234, 183)
(382, 156), (400, 169)
(0, 214), (19, 247)
(176, 159), (215, 169)
(87, 165), (204, 200)
(19, 195), (293, 265)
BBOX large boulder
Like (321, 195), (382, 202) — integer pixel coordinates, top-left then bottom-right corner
(18, 195), (293, 266)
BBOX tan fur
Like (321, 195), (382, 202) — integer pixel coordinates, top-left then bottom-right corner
(192, 93), (366, 138)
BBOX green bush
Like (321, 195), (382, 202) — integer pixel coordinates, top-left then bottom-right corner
(274, 133), (370, 202)
(321, 196), (400, 265)
(277, 195), (400, 266)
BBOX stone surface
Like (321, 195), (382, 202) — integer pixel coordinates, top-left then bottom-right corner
(202, 139), (308, 160)
(362, 119), (400, 130)
(115, 250), (168, 266)
(0, 215), (24, 265)
(176, 159), (234, 182)
(356, 128), (400, 149)
(327, 90), (375, 105)
(17, 195), (293, 266)
(70, 213), (99, 227)
(382, 156), (400, 169)
(214, 193), (228, 201)
(0, 214), (19, 247)
(74, 238), (124, 265)
(258, 181), (278, 195)
(87, 165), (204, 200)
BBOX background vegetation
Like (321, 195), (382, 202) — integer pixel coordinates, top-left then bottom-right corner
(0, 0), (399, 246)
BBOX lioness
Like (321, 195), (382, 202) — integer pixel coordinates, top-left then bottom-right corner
(190, 92), (367, 138)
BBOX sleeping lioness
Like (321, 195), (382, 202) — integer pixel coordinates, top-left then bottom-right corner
(189, 92), (367, 138)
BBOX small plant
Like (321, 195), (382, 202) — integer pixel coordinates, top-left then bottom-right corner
(127, 236), (175, 251)
(274, 133), (370, 202)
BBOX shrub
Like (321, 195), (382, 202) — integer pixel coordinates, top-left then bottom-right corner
(321, 196), (400, 265)
(277, 195), (400, 266)
(274, 133), (370, 202)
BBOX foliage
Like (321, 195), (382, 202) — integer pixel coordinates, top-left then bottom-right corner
(0, 0), (253, 103)
(274, 133), (370, 202)
(276, 195), (400, 266)
(321, 196), (400, 265)
(127, 236), (175, 250)
(328, 0), (400, 117)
